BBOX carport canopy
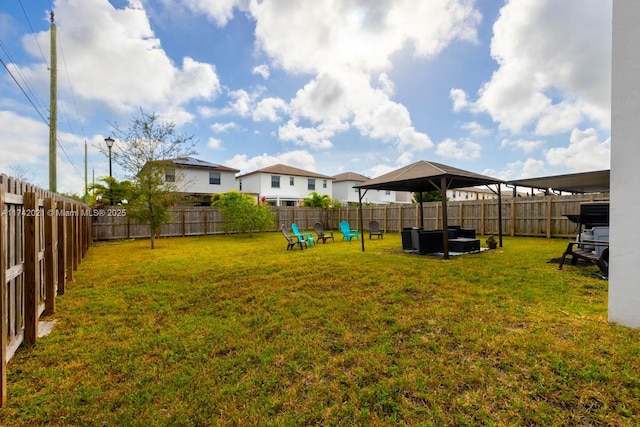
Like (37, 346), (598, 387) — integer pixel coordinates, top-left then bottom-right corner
(509, 170), (610, 194)
(354, 160), (505, 259)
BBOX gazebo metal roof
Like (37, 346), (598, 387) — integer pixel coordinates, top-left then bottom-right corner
(509, 170), (610, 194)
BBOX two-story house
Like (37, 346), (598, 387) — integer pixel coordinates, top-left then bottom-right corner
(332, 172), (413, 205)
(237, 164), (333, 206)
(163, 157), (239, 205)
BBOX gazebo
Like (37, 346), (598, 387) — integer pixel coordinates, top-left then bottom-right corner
(354, 160), (505, 259)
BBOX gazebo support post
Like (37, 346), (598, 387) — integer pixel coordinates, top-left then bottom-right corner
(498, 185), (503, 247)
(358, 188), (366, 252)
(419, 191), (424, 229)
(441, 176), (450, 259)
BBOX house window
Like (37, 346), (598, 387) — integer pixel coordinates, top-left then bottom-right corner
(209, 172), (221, 185)
(239, 180), (242, 191)
(307, 179), (315, 191)
(290, 176), (295, 186)
(385, 190), (391, 195)
(165, 169), (175, 182)
(323, 179), (327, 189)
(271, 175), (280, 188)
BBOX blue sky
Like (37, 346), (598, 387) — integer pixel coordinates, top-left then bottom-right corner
(0, 0), (612, 194)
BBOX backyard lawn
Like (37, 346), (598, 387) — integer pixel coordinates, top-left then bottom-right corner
(1, 232), (639, 426)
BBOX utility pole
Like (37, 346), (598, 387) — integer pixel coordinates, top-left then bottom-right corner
(49, 11), (57, 192)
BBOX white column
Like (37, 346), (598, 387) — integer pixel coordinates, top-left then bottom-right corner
(610, 0), (640, 327)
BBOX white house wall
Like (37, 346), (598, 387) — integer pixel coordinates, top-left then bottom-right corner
(610, 0), (640, 327)
(240, 173), (333, 206)
(333, 181), (396, 204)
(176, 168), (238, 194)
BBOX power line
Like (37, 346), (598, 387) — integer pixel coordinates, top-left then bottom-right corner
(17, 0), (48, 65)
(0, 4), (85, 183)
(0, 50), (49, 125)
(58, 29), (88, 141)
(0, 38), (50, 122)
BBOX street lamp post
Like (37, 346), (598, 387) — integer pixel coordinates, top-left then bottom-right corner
(104, 136), (114, 205)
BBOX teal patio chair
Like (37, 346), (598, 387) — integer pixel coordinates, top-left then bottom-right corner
(291, 223), (315, 247)
(339, 221), (359, 241)
(281, 224), (307, 250)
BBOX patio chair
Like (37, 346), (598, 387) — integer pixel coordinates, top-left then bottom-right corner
(281, 224), (307, 250)
(314, 222), (334, 243)
(339, 221), (359, 241)
(559, 240), (609, 277)
(368, 220), (384, 239)
(291, 223), (315, 247)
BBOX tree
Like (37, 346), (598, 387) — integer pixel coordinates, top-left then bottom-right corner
(412, 190), (443, 203)
(212, 191), (274, 236)
(88, 177), (135, 206)
(103, 109), (197, 249)
(302, 191), (340, 208)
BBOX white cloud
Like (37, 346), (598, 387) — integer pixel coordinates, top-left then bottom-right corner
(500, 138), (543, 154)
(226, 150), (316, 174)
(278, 120), (335, 150)
(395, 152), (414, 166)
(18, 0), (222, 117)
(211, 122), (237, 132)
(468, 0), (611, 134)
(253, 64), (270, 80)
(450, 88), (469, 112)
(461, 121), (490, 137)
(253, 97), (287, 122)
(0, 111), (48, 166)
(500, 158), (548, 180)
(436, 138), (481, 160)
(534, 101), (583, 135)
(245, 0), (477, 151)
(378, 72), (395, 96)
(208, 137), (223, 150)
(250, 0), (480, 73)
(165, 0), (241, 26)
(545, 128), (610, 172)
(227, 89), (253, 116)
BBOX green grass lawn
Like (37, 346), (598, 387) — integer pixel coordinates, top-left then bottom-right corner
(2, 232), (639, 426)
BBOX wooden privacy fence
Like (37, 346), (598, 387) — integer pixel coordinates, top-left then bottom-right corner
(93, 193), (609, 240)
(0, 174), (92, 406)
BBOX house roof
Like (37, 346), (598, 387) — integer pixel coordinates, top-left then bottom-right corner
(168, 157), (239, 172)
(332, 172), (370, 183)
(354, 160), (504, 192)
(508, 170), (610, 194)
(237, 163), (333, 179)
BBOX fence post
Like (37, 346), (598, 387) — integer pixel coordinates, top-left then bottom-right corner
(546, 196), (553, 239)
(480, 200), (485, 235)
(0, 188), (7, 406)
(23, 192), (39, 346)
(510, 198), (516, 236)
(57, 201), (66, 295)
(182, 209), (186, 237)
(44, 198), (57, 316)
(73, 205), (80, 271)
(65, 202), (74, 283)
